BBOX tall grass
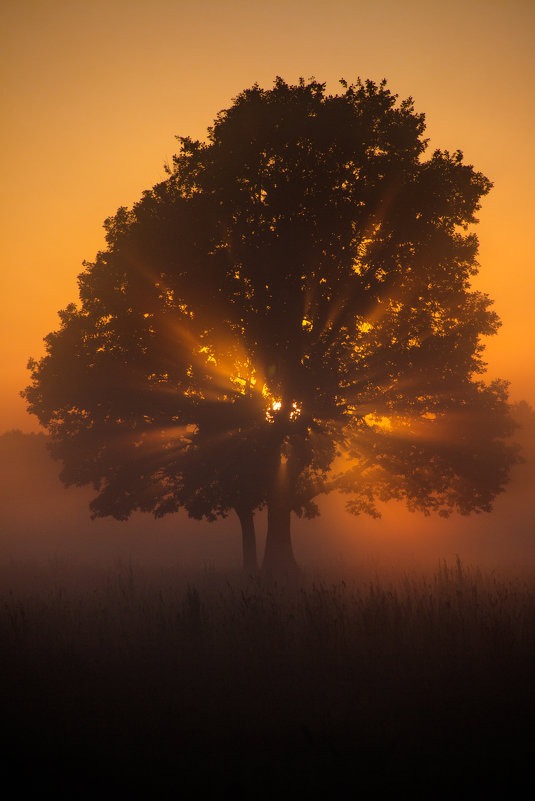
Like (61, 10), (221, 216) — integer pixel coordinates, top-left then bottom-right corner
(2, 558), (535, 797)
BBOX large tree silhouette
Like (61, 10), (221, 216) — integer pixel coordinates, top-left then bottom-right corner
(24, 77), (518, 573)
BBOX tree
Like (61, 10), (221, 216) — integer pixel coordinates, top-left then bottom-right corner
(24, 77), (519, 574)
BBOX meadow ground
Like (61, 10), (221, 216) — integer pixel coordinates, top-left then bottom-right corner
(2, 557), (535, 799)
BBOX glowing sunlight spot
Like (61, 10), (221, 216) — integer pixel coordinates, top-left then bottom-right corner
(364, 413), (393, 431)
(290, 402), (302, 420)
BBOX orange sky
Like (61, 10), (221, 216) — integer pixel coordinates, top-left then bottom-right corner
(2, 0), (535, 432)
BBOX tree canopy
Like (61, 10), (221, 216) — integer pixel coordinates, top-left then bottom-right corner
(24, 77), (519, 573)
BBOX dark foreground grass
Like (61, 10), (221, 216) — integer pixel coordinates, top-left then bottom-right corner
(2, 558), (535, 799)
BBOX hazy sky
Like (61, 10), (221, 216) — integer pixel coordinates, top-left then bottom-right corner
(2, 0), (534, 431)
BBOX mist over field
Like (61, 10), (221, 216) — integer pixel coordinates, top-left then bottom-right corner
(1, 406), (534, 798)
(2, 402), (533, 578)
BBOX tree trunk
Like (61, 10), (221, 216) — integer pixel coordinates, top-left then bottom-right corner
(235, 507), (258, 573)
(262, 497), (299, 576)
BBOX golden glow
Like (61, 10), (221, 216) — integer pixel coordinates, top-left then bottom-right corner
(163, 318), (267, 402)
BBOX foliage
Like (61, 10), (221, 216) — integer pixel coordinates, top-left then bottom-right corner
(23, 77), (519, 570)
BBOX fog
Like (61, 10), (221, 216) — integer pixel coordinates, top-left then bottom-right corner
(1, 403), (533, 577)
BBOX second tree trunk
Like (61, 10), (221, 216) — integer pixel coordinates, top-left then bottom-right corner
(262, 497), (298, 575)
(236, 507), (258, 572)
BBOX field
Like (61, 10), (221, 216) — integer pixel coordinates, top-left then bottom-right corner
(2, 558), (535, 798)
